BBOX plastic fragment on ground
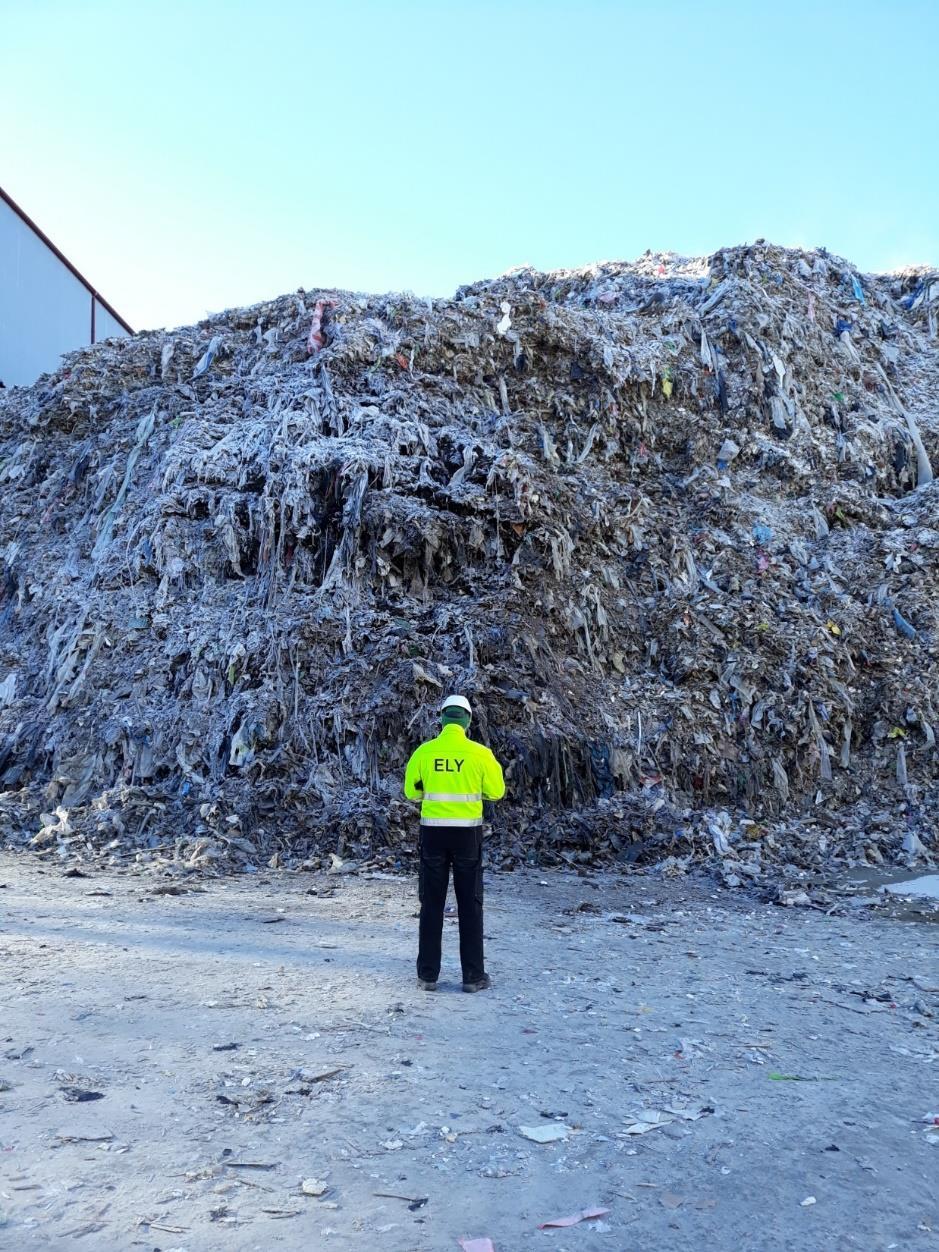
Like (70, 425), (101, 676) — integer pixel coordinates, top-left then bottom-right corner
(300, 1179), (328, 1196)
(538, 1207), (610, 1229)
(622, 1104), (713, 1135)
(518, 1122), (571, 1143)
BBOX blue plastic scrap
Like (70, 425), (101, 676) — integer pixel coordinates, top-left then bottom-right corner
(892, 606), (917, 640)
(834, 317), (853, 336)
(193, 335), (223, 380)
(850, 274), (866, 305)
(753, 523), (773, 545)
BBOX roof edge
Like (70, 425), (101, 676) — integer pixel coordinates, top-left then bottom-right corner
(0, 182), (134, 335)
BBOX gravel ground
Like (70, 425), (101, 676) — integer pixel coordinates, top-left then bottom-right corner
(0, 853), (936, 1251)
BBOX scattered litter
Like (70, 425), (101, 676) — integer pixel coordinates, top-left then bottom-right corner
(300, 1179), (329, 1196)
(801, 1196), (817, 1207)
(375, 1192), (429, 1211)
(538, 1206), (610, 1229)
(140, 1220), (189, 1235)
(216, 1083), (276, 1114)
(289, 1065), (350, 1087)
(52, 1133), (115, 1146)
(3, 1046), (33, 1061)
(518, 1123), (571, 1143)
(310, 1065), (349, 1080)
(62, 1222), (108, 1238)
(458, 1239), (495, 1252)
(59, 1086), (105, 1102)
(621, 1104), (713, 1135)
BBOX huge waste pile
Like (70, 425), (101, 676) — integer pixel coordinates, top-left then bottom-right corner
(0, 243), (937, 882)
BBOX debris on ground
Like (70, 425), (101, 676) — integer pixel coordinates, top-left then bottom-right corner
(621, 1104), (714, 1136)
(2, 860), (936, 1247)
(0, 243), (937, 882)
(537, 1206), (610, 1228)
(518, 1122), (572, 1144)
(300, 1179), (329, 1197)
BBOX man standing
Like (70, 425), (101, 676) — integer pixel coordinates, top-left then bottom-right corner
(404, 695), (506, 992)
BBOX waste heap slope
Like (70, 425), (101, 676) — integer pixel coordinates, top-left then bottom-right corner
(0, 243), (937, 876)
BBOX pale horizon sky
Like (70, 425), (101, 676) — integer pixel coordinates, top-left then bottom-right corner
(2, 0), (937, 333)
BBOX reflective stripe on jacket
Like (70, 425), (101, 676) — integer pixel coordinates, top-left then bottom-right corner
(404, 724), (505, 827)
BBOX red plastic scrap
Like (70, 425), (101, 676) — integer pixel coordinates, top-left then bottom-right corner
(307, 299), (336, 354)
(538, 1207), (610, 1230)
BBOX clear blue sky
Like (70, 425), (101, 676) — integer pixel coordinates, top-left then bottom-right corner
(2, 0), (937, 332)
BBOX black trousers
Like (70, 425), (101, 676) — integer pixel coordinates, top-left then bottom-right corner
(417, 825), (485, 984)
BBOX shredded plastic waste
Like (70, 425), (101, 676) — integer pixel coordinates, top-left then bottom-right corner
(0, 242), (936, 880)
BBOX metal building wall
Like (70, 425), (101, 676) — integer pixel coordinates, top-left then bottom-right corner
(0, 193), (131, 388)
(94, 299), (128, 343)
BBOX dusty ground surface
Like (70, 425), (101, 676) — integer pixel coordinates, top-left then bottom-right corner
(0, 853), (937, 1252)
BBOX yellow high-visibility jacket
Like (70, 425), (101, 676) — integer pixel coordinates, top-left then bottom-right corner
(404, 724), (505, 827)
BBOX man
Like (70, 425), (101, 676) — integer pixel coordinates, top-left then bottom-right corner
(404, 695), (506, 993)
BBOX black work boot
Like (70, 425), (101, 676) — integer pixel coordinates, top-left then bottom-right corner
(417, 978), (438, 991)
(462, 974), (491, 993)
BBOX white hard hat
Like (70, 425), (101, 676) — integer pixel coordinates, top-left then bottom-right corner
(440, 694), (472, 716)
